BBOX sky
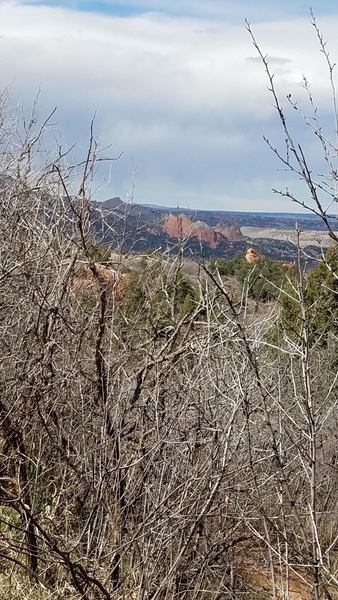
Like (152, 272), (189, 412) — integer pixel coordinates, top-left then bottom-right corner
(1, 0), (338, 210)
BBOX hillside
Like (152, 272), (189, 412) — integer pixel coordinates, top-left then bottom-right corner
(93, 197), (335, 261)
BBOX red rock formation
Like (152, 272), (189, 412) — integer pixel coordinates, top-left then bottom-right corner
(72, 263), (130, 305)
(164, 214), (193, 239)
(163, 214), (242, 248)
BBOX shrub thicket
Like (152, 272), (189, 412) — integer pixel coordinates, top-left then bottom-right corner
(210, 255), (289, 301)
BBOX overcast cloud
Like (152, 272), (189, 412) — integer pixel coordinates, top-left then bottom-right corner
(0, 0), (338, 210)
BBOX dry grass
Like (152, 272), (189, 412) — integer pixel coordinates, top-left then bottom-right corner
(0, 575), (79, 600)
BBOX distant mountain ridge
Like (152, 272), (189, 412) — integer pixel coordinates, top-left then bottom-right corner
(92, 197), (336, 261)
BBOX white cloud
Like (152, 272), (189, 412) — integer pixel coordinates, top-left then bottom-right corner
(0, 1), (338, 209)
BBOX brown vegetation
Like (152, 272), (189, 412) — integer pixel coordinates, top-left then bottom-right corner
(1, 15), (338, 599)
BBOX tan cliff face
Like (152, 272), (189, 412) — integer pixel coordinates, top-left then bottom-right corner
(215, 223), (242, 243)
(163, 214), (242, 248)
(245, 247), (263, 264)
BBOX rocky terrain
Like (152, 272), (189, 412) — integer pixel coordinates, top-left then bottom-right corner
(93, 197), (336, 261)
(163, 214), (242, 247)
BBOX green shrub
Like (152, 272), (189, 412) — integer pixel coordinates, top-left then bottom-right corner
(211, 256), (288, 301)
(278, 246), (338, 345)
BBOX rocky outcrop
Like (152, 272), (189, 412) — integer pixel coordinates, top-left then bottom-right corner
(164, 214), (193, 239)
(163, 214), (242, 248)
(282, 260), (296, 271)
(245, 247), (263, 264)
(72, 263), (130, 305)
(146, 224), (162, 236)
(215, 223), (242, 243)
